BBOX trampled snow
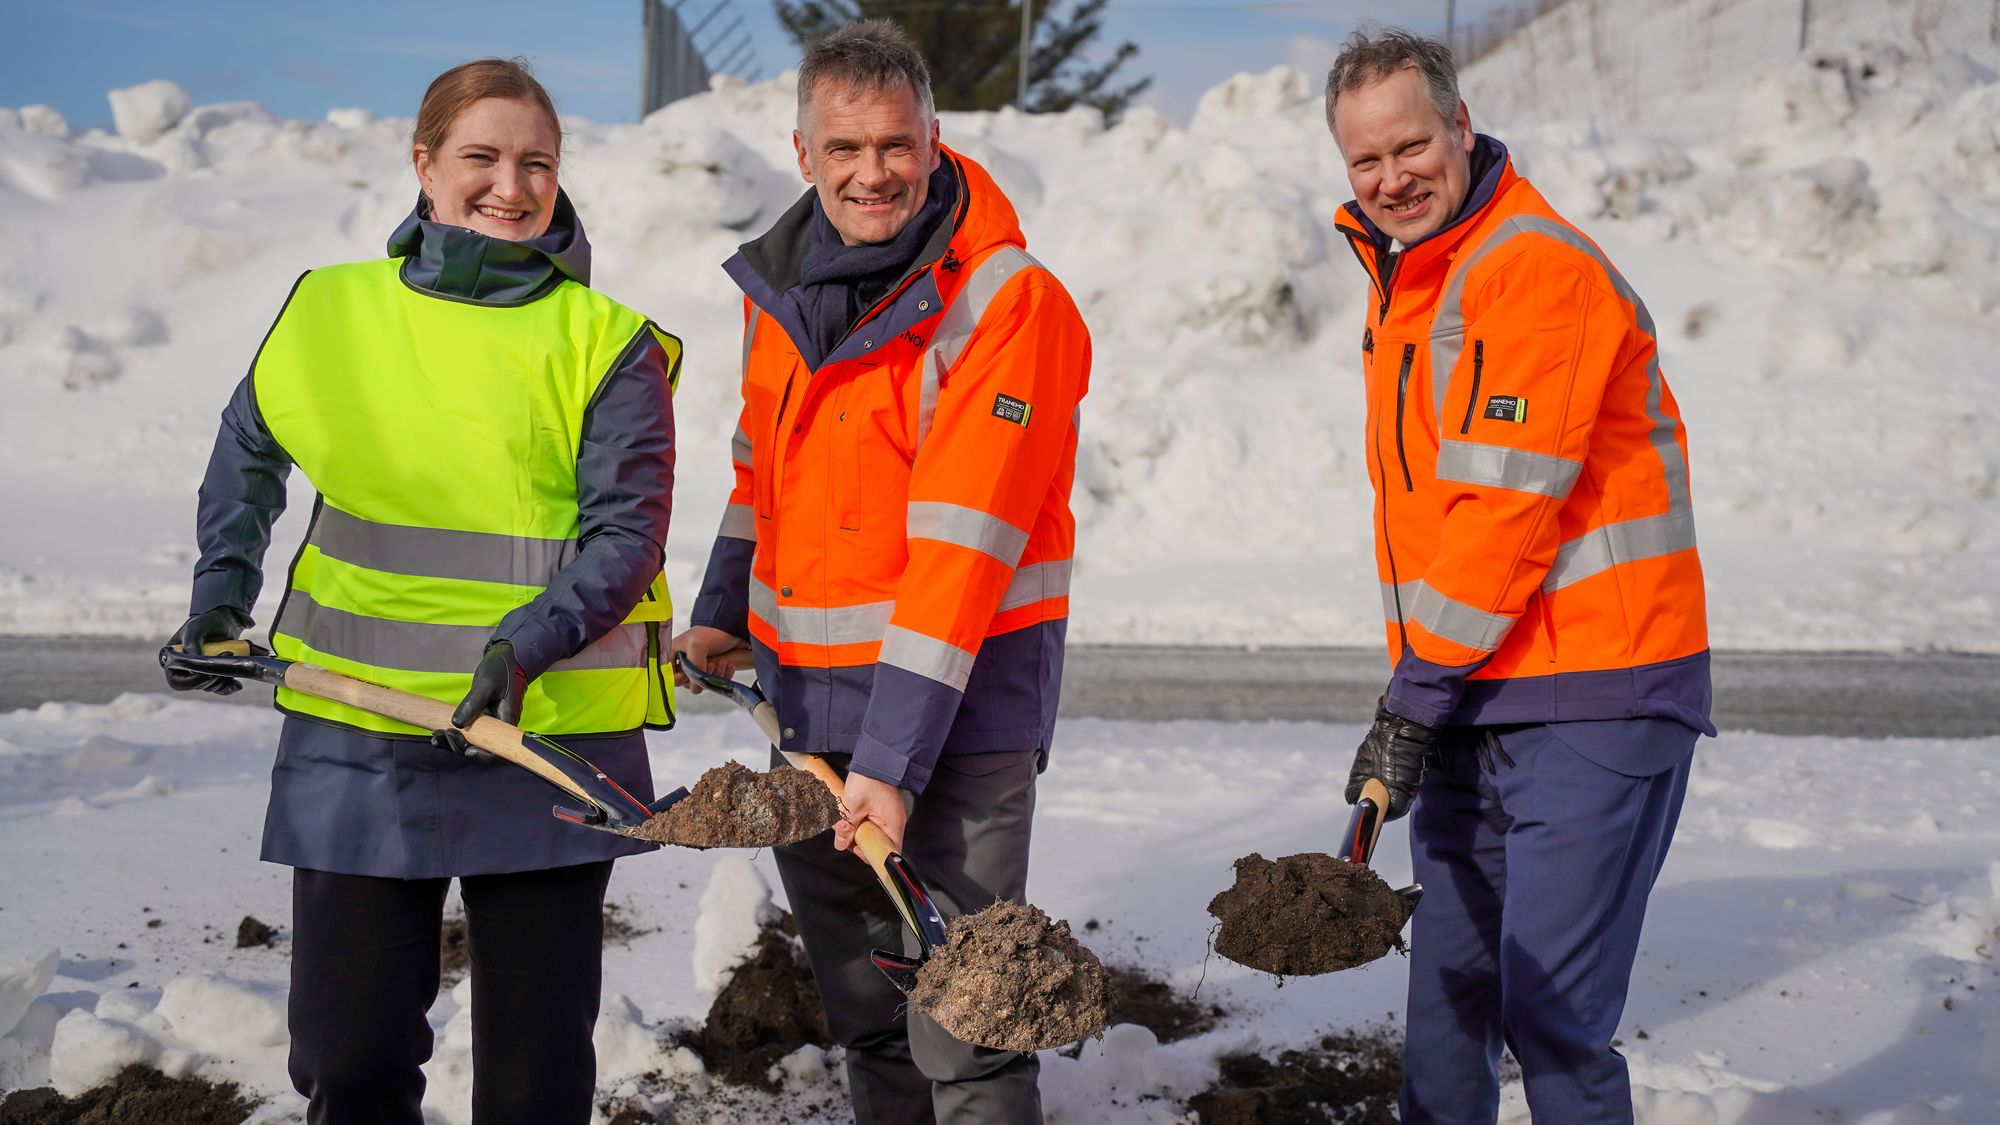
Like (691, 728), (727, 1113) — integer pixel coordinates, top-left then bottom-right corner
(0, 4), (1994, 652)
(0, 694), (1995, 1121)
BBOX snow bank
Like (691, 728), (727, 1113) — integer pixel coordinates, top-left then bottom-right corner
(690, 855), (781, 999)
(1, 1), (1997, 654)
(0, 948), (59, 1038)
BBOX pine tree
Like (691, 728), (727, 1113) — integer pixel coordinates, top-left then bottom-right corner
(774, 0), (1152, 120)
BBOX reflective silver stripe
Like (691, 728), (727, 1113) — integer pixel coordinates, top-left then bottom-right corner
(1544, 510), (1698, 592)
(878, 625), (977, 691)
(274, 591), (643, 673)
(717, 502), (757, 542)
(730, 424), (752, 468)
(1436, 440), (1582, 499)
(915, 246), (1040, 447)
(997, 558), (1071, 613)
(907, 501), (1029, 567)
(749, 578), (894, 646)
(312, 505), (575, 587)
(740, 307), (759, 389)
(1408, 581), (1513, 653)
(1379, 580), (1422, 623)
(1432, 215), (1696, 582)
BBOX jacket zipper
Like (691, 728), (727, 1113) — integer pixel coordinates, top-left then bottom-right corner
(1460, 340), (1484, 435)
(1394, 343), (1415, 492)
(1372, 378), (1410, 652)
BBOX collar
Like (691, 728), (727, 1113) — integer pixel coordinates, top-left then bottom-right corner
(387, 189), (593, 305)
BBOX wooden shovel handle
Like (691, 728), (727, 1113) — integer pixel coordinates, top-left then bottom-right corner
(282, 665), (597, 806)
(1357, 776), (1390, 860)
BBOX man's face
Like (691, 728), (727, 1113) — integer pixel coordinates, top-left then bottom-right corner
(794, 78), (941, 247)
(1331, 66), (1475, 244)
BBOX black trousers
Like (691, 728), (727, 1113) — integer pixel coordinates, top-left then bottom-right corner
(286, 861), (614, 1125)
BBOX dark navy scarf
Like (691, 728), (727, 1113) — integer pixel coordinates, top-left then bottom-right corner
(785, 162), (956, 368)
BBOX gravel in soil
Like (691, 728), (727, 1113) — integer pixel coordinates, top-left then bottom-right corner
(909, 901), (1109, 1053)
(1186, 1025), (1403, 1124)
(0, 1065), (258, 1124)
(630, 761), (840, 849)
(680, 915), (830, 1090)
(1207, 852), (1411, 977)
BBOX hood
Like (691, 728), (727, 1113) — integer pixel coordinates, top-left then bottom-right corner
(387, 188), (593, 305)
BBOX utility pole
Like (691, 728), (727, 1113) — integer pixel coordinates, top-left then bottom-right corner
(1445, 0), (1457, 53)
(1798, 0), (1810, 51)
(1018, 0), (1032, 109)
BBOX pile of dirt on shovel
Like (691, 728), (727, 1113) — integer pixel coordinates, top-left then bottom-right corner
(680, 915), (830, 1090)
(909, 901), (1110, 1052)
(630, 761), (839, 849)
(1207, 853), (1411, 977)
(0, 1065), (259, 1124)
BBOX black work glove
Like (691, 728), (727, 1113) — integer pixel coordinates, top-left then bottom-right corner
(429, 642), (526, 765)
(164, 607), (252, 695)
(1345, 702), (1443, 821)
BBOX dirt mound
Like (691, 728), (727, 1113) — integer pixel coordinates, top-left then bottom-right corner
(1207, 853), (1410, 977)
(683, 918), (829, 1090)
(0, 1065), (258, 1124)
(1107, 965), (1223, 1043)
(1186, 1026), (1403, 1124)
(631, 761), (839, 849)
(909, 901), (1109, 1052)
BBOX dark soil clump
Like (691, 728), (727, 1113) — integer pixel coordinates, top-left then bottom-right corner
(0, 1064), (258, 1124)
(1186, 1025), (1403, 1124)
(1207, 853), (1410, 976)
(233, 916), (275, 949)
(602, 901), (653, 947)
(632, 761), (839, 849)
(683, 920), (829, 1090)
(909, 901), (1109, 1052)
(1107, 965), (1223, 1043)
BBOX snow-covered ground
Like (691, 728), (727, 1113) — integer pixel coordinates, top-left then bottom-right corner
(0, 694), (1995, 1122)
(1, 1), (1995, 652)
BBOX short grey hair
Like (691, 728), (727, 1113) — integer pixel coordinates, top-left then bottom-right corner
(796, 19), (935, 131)
(1324, 27), (1461, 134)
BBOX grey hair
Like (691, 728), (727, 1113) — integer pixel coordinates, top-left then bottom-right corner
(1324, 27), (1462, 135)
(796, 19), (935, 131)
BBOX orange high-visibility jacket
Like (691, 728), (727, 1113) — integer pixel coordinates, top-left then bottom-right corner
(691, 149), (1091, 791)
(1334, 139), (1712, 733)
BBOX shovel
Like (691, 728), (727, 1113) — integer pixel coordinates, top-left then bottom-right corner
(672, 651), (949, 992)
(1206, 776), (1423, 976)
(161, 640), (687, 836)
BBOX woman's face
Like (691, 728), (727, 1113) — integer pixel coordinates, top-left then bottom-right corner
(413, 97), (560, 241)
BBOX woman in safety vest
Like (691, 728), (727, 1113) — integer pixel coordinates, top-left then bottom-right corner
(163, 58), (680, 1124)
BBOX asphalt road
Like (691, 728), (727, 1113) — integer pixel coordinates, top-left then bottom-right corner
(4, 637), (1993, 737)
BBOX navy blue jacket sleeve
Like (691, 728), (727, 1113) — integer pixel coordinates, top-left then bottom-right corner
(492, 329), (677, 681)
(189, 374), (293, 620)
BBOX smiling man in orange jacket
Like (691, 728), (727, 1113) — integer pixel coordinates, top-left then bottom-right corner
(673, 19), (1088, 1122)
(1325, 28), (1714, 1125)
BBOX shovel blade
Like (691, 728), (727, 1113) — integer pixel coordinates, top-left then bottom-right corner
(871, 949), (925, 994)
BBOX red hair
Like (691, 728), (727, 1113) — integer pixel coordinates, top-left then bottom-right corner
(412, 57), (561, 156)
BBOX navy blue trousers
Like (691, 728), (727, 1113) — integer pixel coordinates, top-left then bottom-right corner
(1400, 718), (1695, 1125)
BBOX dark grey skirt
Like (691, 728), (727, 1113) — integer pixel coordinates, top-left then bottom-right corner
(260, 714), (657, 878)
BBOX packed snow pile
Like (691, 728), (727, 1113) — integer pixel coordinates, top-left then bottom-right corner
(1, 695), (1996, 1121)
(1, 7), (1996, 652)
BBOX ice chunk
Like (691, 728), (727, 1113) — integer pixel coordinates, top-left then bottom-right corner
(155, 973), (288, 1050)
(0, 948), (59, 1038)
(19, 105), (69, 138)
(108, 80), (192, 142)
(49, 1009), (162, 1096)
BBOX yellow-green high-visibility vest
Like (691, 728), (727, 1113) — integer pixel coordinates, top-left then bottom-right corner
(253, 258), (679, 737)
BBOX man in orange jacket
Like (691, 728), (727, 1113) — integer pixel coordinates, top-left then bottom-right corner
(1325, 28), (1713, 1124)
(674, 19), (1088, 1122)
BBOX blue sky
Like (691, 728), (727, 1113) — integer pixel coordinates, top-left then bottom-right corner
(0, 0), (1494, 129)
